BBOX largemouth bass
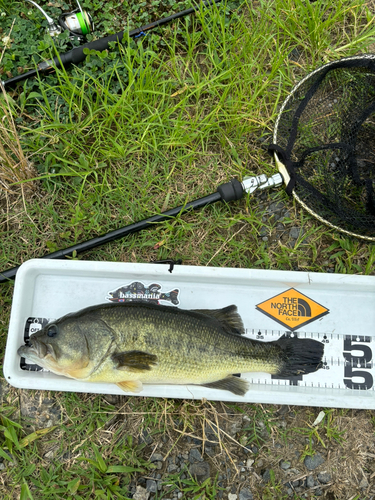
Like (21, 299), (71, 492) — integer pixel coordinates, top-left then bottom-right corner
(17, 302), (324, 395)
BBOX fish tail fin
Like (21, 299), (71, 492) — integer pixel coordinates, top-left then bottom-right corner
(275, 335), (324, 376)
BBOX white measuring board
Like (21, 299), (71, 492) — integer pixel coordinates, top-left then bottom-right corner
(4, 259), (375, 409)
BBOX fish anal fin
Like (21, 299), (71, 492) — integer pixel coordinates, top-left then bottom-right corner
(201, 375), (249, 396)
(191, 305), (245, 336)
(112, 350), (157, 372)
(116, 380), (143, 393)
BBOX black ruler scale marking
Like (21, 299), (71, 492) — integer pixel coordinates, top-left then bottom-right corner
(245, 329), (375, 391)
(20, 320), (375, 391)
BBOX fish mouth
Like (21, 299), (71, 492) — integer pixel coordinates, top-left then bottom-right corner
(17, 338), (48, 361)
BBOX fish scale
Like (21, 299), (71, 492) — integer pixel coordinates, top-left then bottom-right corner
(20, 318), (375, 391)
(18, 301), (324, 399)
(21, 312), (324, 383)
(100, 305), (283, 384)
(19, 318), (375, 392)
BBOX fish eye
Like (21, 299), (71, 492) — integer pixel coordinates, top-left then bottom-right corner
(47, 324), (58, 338)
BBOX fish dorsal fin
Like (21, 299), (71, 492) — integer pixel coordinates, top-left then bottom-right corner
(116, 380), (143, 393)
(112, 350), (158, 372)
(201, 375), (249, 396)
(191, 305), (245, 335)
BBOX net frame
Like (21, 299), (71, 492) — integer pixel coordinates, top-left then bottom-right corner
(272, 54), (375, 242)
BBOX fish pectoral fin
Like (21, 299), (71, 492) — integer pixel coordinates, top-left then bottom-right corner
(201, 375), (249, 396)
(112, 350), (158, 372)
(116, 380), (143, 393)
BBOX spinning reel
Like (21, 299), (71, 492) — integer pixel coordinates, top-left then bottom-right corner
(25, 0), (94, 40)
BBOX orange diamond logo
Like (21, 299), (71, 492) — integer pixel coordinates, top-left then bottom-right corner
(256, 288), (329, 331)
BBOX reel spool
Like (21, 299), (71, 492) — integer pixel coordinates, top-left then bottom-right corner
(25, 0), (93, 40)
(58, 3), (94, 39)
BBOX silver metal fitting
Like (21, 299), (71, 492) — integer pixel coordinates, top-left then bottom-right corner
(25, 0), (62, 36)
(242, 173), (283, 195)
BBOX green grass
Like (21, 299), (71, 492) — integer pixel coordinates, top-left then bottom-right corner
(1, 0), (375, 498)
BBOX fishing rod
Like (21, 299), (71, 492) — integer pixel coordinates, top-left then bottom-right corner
(1, 0), (223, 89)
(0, 174), (283, 283)
(0, 0), (229, 282)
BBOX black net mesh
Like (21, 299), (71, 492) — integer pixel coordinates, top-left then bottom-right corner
(271, 55), (375, 240)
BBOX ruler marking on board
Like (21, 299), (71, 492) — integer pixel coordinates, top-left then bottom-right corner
(20, 318), (375, 392)
(247, 328), (375, 391)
